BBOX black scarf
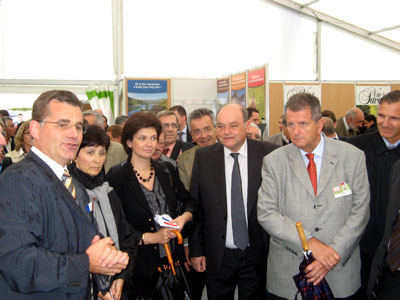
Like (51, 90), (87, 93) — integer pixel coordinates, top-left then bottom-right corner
(68, 162), (106, 190)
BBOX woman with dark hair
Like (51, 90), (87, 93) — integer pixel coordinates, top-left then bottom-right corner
(106, 112), (194, 299)
(68, 124), (137, 300)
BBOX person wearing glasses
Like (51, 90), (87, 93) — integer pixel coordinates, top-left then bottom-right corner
(5, 120), (32, 163)
(156, 110), (193, 161)
(0, 90), (129, 299)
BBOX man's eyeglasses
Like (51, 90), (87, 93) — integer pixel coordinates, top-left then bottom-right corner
(39, 120), (87, 134)
(162, 123), (178, 129)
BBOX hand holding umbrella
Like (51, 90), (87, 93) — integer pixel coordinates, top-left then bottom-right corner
(293, 222), (334, 300)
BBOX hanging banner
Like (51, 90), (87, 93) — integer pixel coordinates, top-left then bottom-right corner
(355, 85), (391, 116)
(283, 84), (321, 104)
(247, 67), (265, 120)
(231, 73), (246, 107)
(217, 78), (229, 109)
(125, 79), (170, 115)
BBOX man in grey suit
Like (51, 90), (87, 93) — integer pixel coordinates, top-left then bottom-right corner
(257, 93), (370, 300)
(0, 90), (129, 299)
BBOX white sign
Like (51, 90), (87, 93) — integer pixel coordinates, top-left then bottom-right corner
(355, 86), (391, 105)
(283, 85), (321, 104)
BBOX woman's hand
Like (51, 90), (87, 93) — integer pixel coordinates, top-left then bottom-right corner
(172, 212), (192, 232)
(143, 228), (176, 244)
(110, 278), (124, 300)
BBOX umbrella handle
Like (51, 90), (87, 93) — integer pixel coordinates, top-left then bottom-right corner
(295, 222), (310, 252)
(172, 230), (183, 244)
(164, 243), (177, 276)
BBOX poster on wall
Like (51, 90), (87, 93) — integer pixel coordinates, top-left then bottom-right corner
(247, 67), (265, 120)
(355, 85), (391, 116)
(217, 78), (229, 110)
(283, 84), (321, 104)
(125, 79), (170, 115)
(231, 73), (246, 107)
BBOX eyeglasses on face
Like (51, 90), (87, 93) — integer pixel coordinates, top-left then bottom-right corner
(39, 120), (87, 134)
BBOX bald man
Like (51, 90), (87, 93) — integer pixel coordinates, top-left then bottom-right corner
(189, 104), (278, 300)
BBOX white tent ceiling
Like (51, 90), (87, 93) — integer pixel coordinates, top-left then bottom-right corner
(270, 0), (400, 50)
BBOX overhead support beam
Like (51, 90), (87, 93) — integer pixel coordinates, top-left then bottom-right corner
(371, 24), (400, 34)
(301, 0), (319, 8)
(267, 0), (400, 52)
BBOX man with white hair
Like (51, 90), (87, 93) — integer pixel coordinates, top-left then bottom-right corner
(335, 107), (365, 137)
(246, 122), (262, 141)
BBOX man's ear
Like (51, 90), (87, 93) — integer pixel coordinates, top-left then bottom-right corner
(30, 120), (40, 140)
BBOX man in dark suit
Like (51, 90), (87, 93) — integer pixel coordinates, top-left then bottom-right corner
(348, 90), (400, 295)
(170, 105), (193, 143)
(0, 144), (12, 174)
(368, 160), (400, 299)
(0, 90), (129, 299)
(189, 103), (278, 299)
(157, 110), (193, 160)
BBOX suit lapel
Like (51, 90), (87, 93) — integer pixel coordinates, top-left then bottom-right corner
(247, 140), (258, 217)
(317, 140), (337, 197)
(121, 162), (153, 215)
(27, 152), (92, 222)
(288, 145), (316, 197)
(212, 143), (227, 213)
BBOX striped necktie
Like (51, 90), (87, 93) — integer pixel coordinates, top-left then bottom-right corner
(61, 170), (76, 199)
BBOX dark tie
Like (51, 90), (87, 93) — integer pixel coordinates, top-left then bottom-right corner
(387, 213), (400, 271)
(230, 153), (249, 250)
(306, 153), (317, 195)
(177, 131), (184, 142)
(61, 170), (76, 199)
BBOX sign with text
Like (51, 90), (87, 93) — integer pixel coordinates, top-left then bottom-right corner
(355, 85), (390, 116)
(283, 84), (321, 104)
(231, 73), (246, 107)
(248, 67), (265, 120)
(125, 79), (170, 115)
(217, 78), (229, 109)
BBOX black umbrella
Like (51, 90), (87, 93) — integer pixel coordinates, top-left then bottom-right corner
(293, 222), (334, 300)
(153, 230), (192, 300)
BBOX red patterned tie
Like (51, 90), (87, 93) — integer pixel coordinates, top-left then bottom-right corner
(306, 153), (317, 195)
(162, 148), (170, 155)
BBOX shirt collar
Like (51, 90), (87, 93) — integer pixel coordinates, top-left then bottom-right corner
(223, 139), (248, 159)
(299, 134), (325, 158)
(31, 146), (66, 180)
(382, 137), (400, 149)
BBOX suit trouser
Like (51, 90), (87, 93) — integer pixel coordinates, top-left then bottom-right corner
(205, 247), (267, 300)
(376, 267), (400, 300)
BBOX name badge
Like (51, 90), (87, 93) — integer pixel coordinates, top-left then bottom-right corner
(333, 182), (352, 198)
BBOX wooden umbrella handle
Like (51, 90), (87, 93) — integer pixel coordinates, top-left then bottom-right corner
(295, 222), (310, 252)
(164, 243), (176, 275)
(172, 230), (183, 244)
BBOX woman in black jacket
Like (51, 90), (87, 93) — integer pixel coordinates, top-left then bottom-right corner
(106, 112), (194, 300)
(68, 125), (137, 300)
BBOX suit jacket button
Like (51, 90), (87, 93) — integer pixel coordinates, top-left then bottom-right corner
(315, 227), (320, 232)
(154, 246), (158, 250)
(222, 235), (225, 239)
(150, 227), (154, 231)
(148, 218), (152, 222)
(224, 216), (227, 220)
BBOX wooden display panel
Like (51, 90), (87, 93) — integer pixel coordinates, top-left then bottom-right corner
(321, 83), (355, 121)
(269, 82), (284, 136)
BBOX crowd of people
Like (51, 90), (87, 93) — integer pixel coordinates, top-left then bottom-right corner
(0, 89), (399, 300)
